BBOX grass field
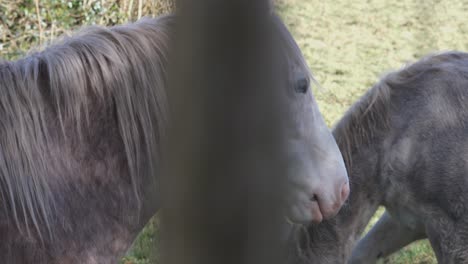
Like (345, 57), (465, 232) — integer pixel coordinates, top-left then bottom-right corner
(3, 0), (468, 263)
(123, 1), (468, 263)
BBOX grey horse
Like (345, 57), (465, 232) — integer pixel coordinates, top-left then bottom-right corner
(290, 51), (468, 264)
(0, 13), (348, 263)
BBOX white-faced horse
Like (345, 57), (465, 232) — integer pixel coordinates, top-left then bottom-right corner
(0, 14), (348, 263)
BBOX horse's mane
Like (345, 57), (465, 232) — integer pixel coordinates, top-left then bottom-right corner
(331, 78), (391, 171)
(0, 15), (174, 239)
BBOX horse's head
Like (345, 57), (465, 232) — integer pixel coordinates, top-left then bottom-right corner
(272, 15), (349, 225)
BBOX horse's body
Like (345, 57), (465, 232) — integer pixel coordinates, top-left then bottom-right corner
(290, 51), (468, 264)
(0, 13), (348, 263)
(348, 51), (468, 264)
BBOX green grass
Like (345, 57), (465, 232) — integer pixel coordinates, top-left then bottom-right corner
(364, 208), (436, 264)
(126, 1), (468, 263)
(121, 216), (160, 264)
(278, 0), (468, 126)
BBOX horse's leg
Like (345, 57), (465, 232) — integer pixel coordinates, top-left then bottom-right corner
(348, 211), (426, 264)
(426, 221), (468, 264)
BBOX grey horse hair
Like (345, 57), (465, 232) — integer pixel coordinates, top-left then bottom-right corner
(0, 12), (313, 245)
(0, 15), (173, 240)
(332, 76), (391, 172)
(332, 51), (468, 172)
(287, 51), (468, 263)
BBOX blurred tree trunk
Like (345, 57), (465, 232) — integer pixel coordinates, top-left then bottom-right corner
(162, 1), (289, 264)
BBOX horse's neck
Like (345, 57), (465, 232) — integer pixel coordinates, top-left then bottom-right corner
(339, 139), (386, 258)
(302, 142), (385, 262)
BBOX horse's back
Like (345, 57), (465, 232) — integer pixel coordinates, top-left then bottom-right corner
(384, 51), (468, 203)
(381, 51), (468, 262)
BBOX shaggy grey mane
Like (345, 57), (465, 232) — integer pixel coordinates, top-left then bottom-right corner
(0, 15), (173, 239)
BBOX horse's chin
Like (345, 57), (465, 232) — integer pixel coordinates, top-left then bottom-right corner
(286, 200), (323, 225)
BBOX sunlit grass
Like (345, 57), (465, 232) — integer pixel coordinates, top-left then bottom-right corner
(120, 216), (160, 264)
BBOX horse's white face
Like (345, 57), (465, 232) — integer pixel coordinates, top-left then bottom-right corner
(284, 63), (349, 225)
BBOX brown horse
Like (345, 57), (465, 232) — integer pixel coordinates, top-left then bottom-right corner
(0, 14), (348, 263)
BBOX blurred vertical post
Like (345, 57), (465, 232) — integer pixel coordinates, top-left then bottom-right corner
(162, 1), (290, 264)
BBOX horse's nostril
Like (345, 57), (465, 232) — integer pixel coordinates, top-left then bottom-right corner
(309, 181), (349, 220)
(311, 194), (318, 202)
(340, 181), (350, 202)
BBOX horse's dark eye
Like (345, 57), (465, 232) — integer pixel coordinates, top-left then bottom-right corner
(295, 78), (309, 93)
